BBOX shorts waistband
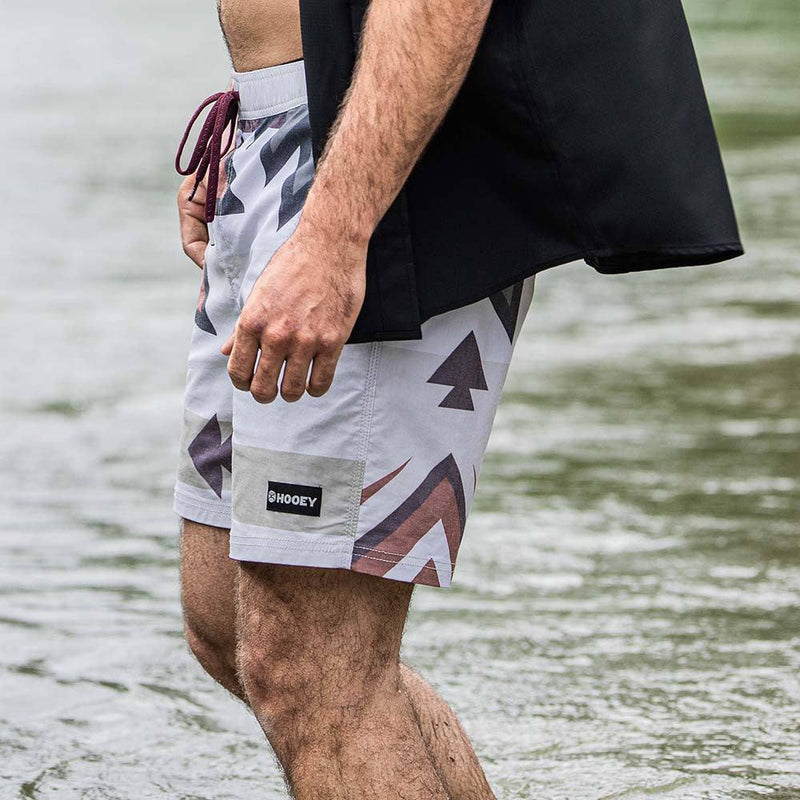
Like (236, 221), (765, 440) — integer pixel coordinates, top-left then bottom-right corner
(232, 59), (308, 120)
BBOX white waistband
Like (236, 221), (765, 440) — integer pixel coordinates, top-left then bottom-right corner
(232, 59), (307, 120)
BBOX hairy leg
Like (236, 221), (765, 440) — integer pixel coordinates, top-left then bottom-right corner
(180, 520), (495, 799)
(179, 519), (245, 701)
(402, 665), (495, 800)
(237, 562), (448, 800)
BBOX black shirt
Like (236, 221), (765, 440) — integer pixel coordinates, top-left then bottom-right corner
(299, 0), (744, 343)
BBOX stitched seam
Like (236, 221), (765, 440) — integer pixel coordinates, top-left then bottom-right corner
(352, 543), (454, 562)
(174, 495), (232, 513)
(230, 536), (349, 554)
(233, 60), (306, 81)
(355, 544), (454, 564)
(228, 537), (449, 568)
(354, 552), (446, 571)
(344, 342), (382, 548)
(226, 535), (452, 568)
(587, 241), (745, 255)
(207, 150), (248, 312)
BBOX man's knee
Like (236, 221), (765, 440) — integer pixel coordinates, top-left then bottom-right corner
(236, 596), (334, 726)
(184, 616), (238, 680)
(236, 565), (412, 745)
(236, 629), (305, 734)
(180, 519), (240, 683)
(238, 620), (402, 763)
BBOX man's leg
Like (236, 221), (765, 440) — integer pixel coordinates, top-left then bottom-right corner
(181, 519), (495, 799)
(237, 561), (448, 800)
(401, 665), (495, 800)
(180, 520), (246, 702)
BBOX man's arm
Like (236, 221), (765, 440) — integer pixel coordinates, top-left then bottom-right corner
(302, 0), (493, 245)
(224, 0), (494, 403)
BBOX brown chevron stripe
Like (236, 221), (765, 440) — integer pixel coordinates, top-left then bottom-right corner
(351, 548), (445, 586)
(349, 553), (390, 579)
(353, 481), (462, 573)
(352, 453), (466, 570)
(413, 559), (441, 587)
(360, 458), (412, 504)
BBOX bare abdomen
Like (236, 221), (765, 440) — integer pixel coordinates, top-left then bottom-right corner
(218, 0), (303, 71)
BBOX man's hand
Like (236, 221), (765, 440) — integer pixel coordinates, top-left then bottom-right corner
(221, 224), (367, 403)
(177, 173), (209, 269)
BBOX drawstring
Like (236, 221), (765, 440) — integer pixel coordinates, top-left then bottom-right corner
(175, 90), (240, 223)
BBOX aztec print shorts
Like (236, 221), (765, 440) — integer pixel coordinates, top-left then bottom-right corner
(173, 60), (536, 588)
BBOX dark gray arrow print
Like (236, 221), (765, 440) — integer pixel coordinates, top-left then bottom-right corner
(489, 280), (524, 343)
(259, 106), (315, 230)
(427, 331), (488, 411)
(188, 414), (232, 498)
(216, 156), (244, 217)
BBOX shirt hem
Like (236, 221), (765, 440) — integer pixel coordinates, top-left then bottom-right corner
(418, 240), (745, 325)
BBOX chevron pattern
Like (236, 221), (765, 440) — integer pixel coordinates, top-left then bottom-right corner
(352, 454), (467, 587)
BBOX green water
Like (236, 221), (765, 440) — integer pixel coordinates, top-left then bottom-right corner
(1, 0), (798, 797)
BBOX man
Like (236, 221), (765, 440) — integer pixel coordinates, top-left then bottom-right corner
(173, 0), (743, 797)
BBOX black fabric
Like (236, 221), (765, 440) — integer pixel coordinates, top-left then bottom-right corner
(299, 0), (744, 344)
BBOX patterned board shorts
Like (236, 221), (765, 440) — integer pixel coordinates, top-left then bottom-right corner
(173, 59), (536, 588)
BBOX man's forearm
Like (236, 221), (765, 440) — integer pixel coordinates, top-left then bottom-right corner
(298, 0), (493, 246)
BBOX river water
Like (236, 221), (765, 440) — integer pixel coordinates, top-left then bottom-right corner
(1, 0), (798, 798)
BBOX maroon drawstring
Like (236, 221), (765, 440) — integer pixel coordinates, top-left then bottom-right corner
(175, 90), (240, 223)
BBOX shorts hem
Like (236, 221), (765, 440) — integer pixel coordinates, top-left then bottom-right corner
(174, 494), (232, 530)
(351, 545), (455, 571)
(350, 550), (454, 588)
(230, 535), (452, 587)
(229, 533), (352, 570)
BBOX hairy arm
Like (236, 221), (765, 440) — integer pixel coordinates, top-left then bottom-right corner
(224, 0), (494, 403)
(302, 0), (493, 243)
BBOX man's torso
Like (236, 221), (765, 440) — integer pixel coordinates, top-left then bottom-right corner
(217, 0), (302, 70)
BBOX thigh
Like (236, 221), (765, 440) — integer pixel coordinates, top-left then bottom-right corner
(180, 520), (239, 647)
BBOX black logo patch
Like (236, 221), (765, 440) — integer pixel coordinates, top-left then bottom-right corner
(267, 481), (323, 517)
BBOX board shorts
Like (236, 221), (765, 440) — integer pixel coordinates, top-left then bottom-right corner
(173, 59), (536, 588)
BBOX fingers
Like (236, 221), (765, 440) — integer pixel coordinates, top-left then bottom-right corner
(248, 341), (286, 403)
(225, 326), (342, 402)
(177, 176), (208, 269)
(279, 354), (313, 403)
(307, 346), (342, 398)
(226, 321), (262, 392)
(251, 334), (314, 404)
